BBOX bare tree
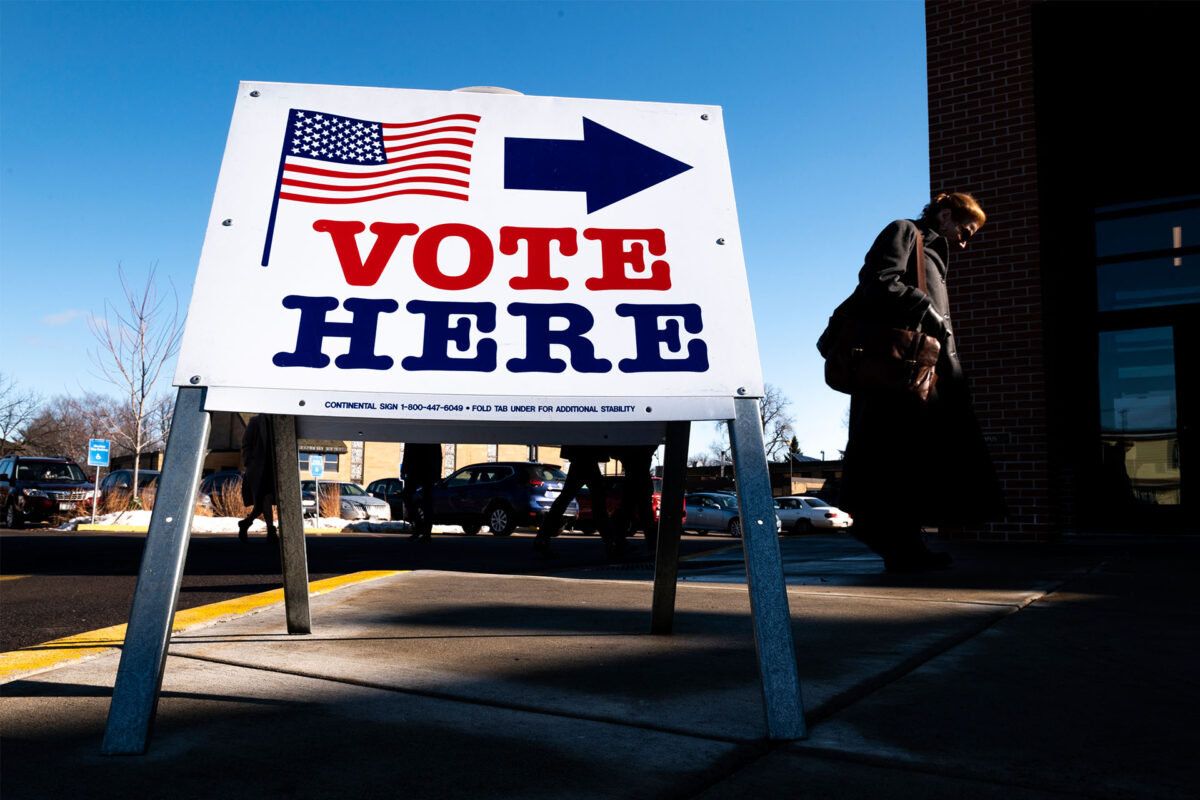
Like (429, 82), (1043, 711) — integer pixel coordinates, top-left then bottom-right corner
(19, 393), (114, 463)
(147, 392), (175, 452)
(759, 383), (797, 461)
(88, 264), (184, 497)
(0, 373), (41, 455)
(704, 383), (797, 465)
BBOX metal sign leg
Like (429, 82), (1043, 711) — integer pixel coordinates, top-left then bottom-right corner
(270, 415), (311, 634)
(651, 421), (689, 634)
(729, 397), (807, 740)
(101, 387), (211, 755)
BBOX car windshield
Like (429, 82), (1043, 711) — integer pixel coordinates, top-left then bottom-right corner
(803, 498), (830, 508)
(533, 467), (567, 481)
(692, 494), (737, 509)
(338, 483), (366, 496)
(18, 461), (86, 482)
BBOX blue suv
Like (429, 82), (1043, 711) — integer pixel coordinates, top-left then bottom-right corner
(416, 461), (577, 536)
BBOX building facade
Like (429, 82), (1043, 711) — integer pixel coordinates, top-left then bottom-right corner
(191, 412), (591, 489)
(926, 1), (1198, 537)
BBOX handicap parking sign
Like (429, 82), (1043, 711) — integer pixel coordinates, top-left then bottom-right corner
(309, 458), (324, 478)
(88, 439), (111, 468)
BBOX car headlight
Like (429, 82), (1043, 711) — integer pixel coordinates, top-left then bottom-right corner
(22, 488), (47, 498)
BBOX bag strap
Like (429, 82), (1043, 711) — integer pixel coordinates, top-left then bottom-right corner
(915, 229), (926, 294)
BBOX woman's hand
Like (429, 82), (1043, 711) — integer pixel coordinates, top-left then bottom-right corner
(922, 306), (949, 338)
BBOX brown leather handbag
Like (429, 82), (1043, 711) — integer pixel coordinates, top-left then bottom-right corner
(817, 231), (941, 402)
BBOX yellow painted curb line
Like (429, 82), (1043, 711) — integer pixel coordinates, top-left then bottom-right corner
(74, 525), (151, 532)
(0, 570), (405, 683)
(74, 525), (354, 534)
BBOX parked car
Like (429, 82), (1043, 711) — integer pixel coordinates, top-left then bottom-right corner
(683, 492), (782, 537)
(200, 470), (318, 518)
(415, 461), (576, 536)
(366, 477), (405, 520)
(574, 476), (667, 535)
(96, 469), (161, 507)
(0, 455), (94, 528)
(301, 480), (390, 521)
(773, 496), (853, 534)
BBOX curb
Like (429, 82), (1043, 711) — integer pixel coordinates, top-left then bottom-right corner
(72, 525), (337, 534)
(0, 570), (405, 683)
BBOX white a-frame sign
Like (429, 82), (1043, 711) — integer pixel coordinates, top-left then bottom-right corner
(102, 81), (804, 754)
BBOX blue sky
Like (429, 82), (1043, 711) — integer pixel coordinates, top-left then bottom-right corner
(1, 0), (928, 460)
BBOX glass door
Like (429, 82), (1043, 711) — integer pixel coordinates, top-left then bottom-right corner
(1097, 327), (1181, 510)
(1093, 196), (1199, 529)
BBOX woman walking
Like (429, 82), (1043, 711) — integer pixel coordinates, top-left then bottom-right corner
(837, 192), (1004, 571)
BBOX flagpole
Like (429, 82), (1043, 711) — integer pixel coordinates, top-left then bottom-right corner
(261, 127), (290, 267)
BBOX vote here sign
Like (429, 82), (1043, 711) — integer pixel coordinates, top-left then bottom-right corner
(175, 81), (764, 423)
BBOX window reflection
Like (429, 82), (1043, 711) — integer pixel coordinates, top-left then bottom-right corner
(1097, 328), (1180, 506)
(1094, 202), (1199, 258)
(1097, 254), (1200, 310)
(1095, 198), (1200, 311)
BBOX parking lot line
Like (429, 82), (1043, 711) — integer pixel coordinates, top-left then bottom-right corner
(0, 570), (403, 683)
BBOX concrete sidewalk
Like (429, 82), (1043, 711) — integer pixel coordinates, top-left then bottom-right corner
(2, 535), (1196, 798)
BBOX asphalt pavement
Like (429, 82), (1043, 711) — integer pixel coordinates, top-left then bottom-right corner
(2, 532), (1197, 798)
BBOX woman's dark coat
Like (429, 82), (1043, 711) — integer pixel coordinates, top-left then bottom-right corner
(240, 414), (275, 506)
(837, 219), (1004, 527)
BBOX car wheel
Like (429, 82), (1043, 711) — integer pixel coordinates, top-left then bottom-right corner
(793, 519), (813, 536)
(487, 504), (516, 536)
(461, 522), (481, 536)
(6, 504), (23, 530)
(729, 518), (742, 538)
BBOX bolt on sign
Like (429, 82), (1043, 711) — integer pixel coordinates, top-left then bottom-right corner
(175, 81), (764, 423)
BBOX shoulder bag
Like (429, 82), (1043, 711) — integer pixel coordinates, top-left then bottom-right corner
(817, 230), (941, 402)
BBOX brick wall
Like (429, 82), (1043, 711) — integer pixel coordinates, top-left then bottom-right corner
(362, 441), (402, 486)
(926, 0), (1053, 540)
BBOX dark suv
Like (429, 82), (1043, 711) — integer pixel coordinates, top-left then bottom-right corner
(366, 477), (405, 520)
(0, 455), (94, 528)
(416, 461), (577, 536)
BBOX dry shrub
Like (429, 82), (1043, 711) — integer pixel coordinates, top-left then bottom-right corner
(98, 489), (135, 515)
(211, 476), (250, 518)
(319, 484), (341, 518)
(193, 503), (214, 517)
(96, 485), (157, 515)
(50, 501), (90, 526)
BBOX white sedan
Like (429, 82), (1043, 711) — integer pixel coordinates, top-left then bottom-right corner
(301, 480), (391, 521)
(773, 496), (853, 534)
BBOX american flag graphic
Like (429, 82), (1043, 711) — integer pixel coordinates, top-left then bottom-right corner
(262, 108), (482, 265)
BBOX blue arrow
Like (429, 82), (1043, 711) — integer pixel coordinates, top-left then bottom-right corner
(504, 118), (692, 213)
